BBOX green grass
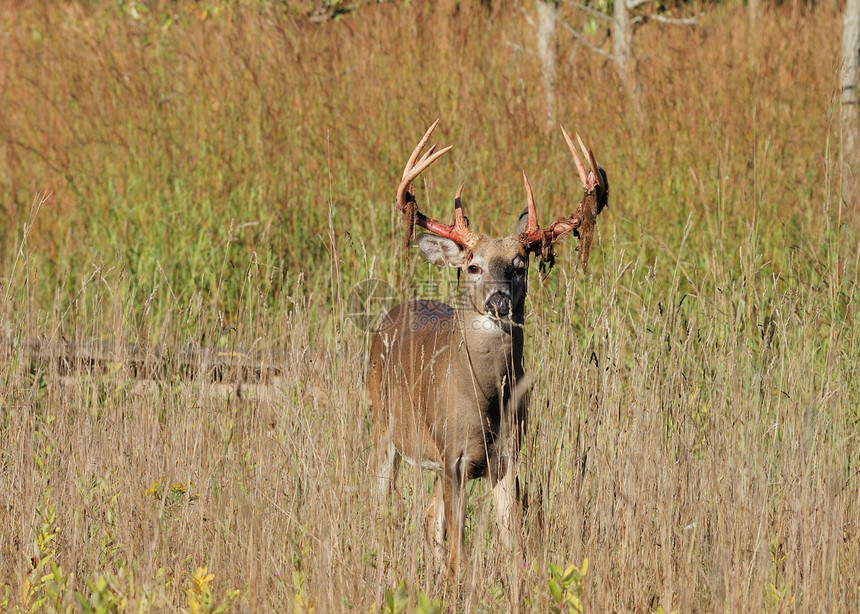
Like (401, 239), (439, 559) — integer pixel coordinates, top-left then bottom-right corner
(0, 1), (858, 611)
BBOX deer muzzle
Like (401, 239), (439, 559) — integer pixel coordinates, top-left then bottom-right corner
(485, 291), (512, 318)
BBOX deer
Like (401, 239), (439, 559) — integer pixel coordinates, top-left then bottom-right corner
(367, 120), (608, 576)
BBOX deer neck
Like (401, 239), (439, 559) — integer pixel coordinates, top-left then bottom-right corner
(456, 303), (525, 398)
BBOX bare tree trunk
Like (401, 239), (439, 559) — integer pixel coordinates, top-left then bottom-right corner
(536, 1), (558, 128)
(841, 0), (860, 201)
(748, 0), (760, 27)
(613, 0), (641, 118)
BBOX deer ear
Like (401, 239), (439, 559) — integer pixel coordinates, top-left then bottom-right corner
(513, 207), (530, 236)
(416, 234), (468, 268)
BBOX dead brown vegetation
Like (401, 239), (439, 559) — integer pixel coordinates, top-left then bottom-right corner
(0, 1), (857, 611)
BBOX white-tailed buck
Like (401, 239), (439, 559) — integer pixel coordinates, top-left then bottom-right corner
(368, 120), (607, 575)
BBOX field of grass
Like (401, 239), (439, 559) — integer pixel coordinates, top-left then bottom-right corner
(1, 0), (858, 611)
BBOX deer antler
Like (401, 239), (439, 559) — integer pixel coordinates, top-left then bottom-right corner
(520, 125), (609, 269)
(396, 120), (480, 251)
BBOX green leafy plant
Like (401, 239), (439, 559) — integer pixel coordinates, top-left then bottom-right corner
(75, 576), (124, 614)
(19, 423), (74, 613)
(548, 559), (588, 614)
(292, 570), (314, 613)
(414, 593), (443, 614)
(383, 581), (442, 614)
(183, 567), (240, 614)
(763, 538), (796, 611)
(383, 581), (408, 614)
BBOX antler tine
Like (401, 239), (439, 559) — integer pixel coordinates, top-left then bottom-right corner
(575, 132), (605, 191)
(416, 143), (438, 167)
(574, 132), (590, 170)
(402, 119), (440, 182)
(522, 172), (540, 235)
(520, 126), (607, 269)
(403, 146), (453, 186)
(416, 180), (479, 250)
(394, 122), (480, 251)
(587, 147), (605, 191)
(561, 125), (589, 188)
(396, 144), (453, 213)
(454, 183), (467, 226)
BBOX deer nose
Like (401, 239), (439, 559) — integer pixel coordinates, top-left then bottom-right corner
(485, 292), (511, 317)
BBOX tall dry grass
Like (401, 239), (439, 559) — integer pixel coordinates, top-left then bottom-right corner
(0, 1), (857, 611)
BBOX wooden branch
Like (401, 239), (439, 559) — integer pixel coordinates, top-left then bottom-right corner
(1, 337), (296, 385)
(559, 18), (614, 59)
(560, 0), (615, 22)
(520, 6), (537, 29)
(626, 0), (655, 11)
(653, 14), (698, 25)
(633, 13), (699, 27)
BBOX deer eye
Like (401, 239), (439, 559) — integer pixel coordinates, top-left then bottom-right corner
(467, 264), (482, 275)
(514, 263), (526, 276)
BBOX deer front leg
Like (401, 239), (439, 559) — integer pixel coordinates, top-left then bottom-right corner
(492, 458), (521, 551)
(424, 478), (446, 569)
(374, 427), (401, 502)
(443, 459), (467, 577)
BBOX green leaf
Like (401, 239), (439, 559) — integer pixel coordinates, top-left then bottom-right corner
(415, 592), (443, 614)
(385, 580), (409, 614)
(562, 564), (576, 583)
(393, 580), (408, 613)
(549, 579), (563, 602)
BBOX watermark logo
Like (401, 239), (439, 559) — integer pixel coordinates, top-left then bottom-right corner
(346, 279), (518, 333)
(345, 279), (399, 332)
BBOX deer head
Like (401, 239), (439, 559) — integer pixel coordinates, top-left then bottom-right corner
(396, 120), (609, 326)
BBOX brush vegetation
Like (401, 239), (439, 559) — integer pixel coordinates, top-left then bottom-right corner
(0, 1), (858, 611)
